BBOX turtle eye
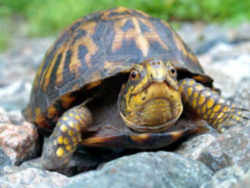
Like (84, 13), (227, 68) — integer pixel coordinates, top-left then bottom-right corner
(130, 70), (140, 80)
(170, 68), (177, 77)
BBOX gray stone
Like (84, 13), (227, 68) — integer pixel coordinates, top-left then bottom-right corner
(0, 167), (69, 188)
(8, 110), (25, 125)
(233, 77), (250, 110)
(198, 43), (250, 98)
(177, 23), (228, 54)
(177, 133), (218, 160)
(0, 107), (10, 124)
(0, 121), (39, 165)
(232, 170), (250, 188)
(0, 81), (31, 111)
(64, 152), (213, 188)
(0, 149), (11, 176)
(198, 124), (250, 172)
(201, 165), (250, 188)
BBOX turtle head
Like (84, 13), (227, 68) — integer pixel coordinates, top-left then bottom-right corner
(118, 59), (183, 132)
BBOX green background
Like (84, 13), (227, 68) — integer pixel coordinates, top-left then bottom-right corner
(1, 0), (250, 50)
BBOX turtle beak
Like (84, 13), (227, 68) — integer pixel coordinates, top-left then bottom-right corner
(146, 60), (167, 82)
(145, 60), (178, 91)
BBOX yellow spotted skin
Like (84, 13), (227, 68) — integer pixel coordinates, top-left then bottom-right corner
(179, 78), (247, 131)
(41, 105), (92, 170)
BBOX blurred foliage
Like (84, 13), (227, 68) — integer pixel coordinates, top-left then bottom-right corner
(0, 0), (250, 37)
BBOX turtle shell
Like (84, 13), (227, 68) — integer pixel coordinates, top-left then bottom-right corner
(23, 7), (213, 130)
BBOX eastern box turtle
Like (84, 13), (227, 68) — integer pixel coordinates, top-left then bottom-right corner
(23, 7), (249, 170)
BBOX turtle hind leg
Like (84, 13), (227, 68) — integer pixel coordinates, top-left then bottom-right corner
(179, 78), (250, 132)
(41, 105), (92, 170)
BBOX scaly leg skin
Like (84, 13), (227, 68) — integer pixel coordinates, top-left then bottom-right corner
(41, 105), (92, 170)
(179, 78), (249, 132)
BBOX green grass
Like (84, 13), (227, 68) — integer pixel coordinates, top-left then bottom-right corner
(0, 33), (9, 52)
(1, 0), (250, 37)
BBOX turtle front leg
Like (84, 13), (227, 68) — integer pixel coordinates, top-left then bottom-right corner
(179, 78), (249, 131)
(41, 105), (92, 170)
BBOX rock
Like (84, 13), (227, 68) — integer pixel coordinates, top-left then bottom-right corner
(0, 167), (69, 188)
(0, 107), (10, 124)
(177, 22), (250, 54)
(64, 152), (213, 188)
(177, 23), (228, 54)
(0, 81), (31, 111)
(198, 43), (250, 98)
(233, 77), (250, 110)
(177, 133), (218, 160)
(8, 110), (25, 125)
(227, 22), (250, 43)
(0, 121), (39, 165)
(198, 124), (250, 172)
(201, 165), (250, 188)
(233, 170), (250, 188)
(0, 149), (11, 176)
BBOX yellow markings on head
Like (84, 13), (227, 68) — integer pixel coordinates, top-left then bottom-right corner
(60, 125), (68, 132)
(66, 145), (72, 152)
(187, 87), (193, 97)
(57, 136), (64, 144)
(68, 130), (74, 136)
(206, 98), (215, 109)
(63, 137), (69, 145)
(56, 147), (64, 157)
(198, 95), (206, 105)
(213, 104), (221, 112)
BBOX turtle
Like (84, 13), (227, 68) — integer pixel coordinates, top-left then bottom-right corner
(23, 7), (249, 171)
